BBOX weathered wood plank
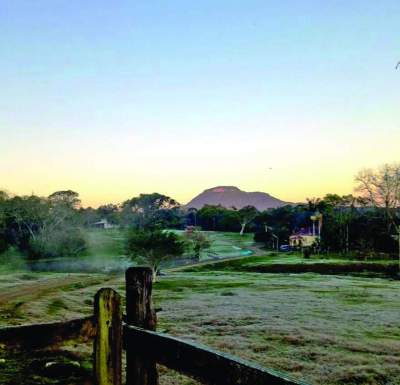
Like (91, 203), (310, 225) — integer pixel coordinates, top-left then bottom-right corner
(94, 288), (122, 385)
(0, 316), (95, 348)
(125, 267), (157, 330)
(124, 325), (310, 385)
(125, 267), (158, 385)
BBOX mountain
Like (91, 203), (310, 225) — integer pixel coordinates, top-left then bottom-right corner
(185, 186), (287, 211)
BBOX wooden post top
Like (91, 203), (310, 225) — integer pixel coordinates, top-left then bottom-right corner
(94, 288), (122, 385)
(125, 267), (157, 331)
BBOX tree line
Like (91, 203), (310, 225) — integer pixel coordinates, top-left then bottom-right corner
(0, 190), (86, 259)
(1, 163), (399, 268)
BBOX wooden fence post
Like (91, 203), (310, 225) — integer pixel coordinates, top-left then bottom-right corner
(125, 267), (158, 385)
(94, 288), (122, 385)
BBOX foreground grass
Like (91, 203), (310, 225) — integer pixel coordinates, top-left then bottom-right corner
(154, 272), (400, 385)
(0, 269), (399, 385)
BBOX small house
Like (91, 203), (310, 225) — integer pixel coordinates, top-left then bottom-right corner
(289, 229), (319, 248)
(92, 218), (116, 230)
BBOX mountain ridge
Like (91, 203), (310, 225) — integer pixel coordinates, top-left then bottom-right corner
(185, 186), (287, 211)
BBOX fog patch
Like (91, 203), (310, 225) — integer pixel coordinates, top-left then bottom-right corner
(27, 256), (132, 274)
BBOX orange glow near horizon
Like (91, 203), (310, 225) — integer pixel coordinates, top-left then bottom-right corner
(2, 126), (398, 208)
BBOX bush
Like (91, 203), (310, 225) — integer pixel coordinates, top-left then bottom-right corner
(29, 227), (87, 259)
(126, 229), (185, 279)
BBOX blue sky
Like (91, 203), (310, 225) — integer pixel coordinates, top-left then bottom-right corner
(1, 1), (399, 206)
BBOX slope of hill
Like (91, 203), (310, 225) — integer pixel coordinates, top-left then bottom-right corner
(185, 186), (287, 210)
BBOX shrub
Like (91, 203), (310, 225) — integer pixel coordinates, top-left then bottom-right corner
(29, 226), (87, 259)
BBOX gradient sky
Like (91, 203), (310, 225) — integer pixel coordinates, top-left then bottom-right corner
(1, 1), (399, 207)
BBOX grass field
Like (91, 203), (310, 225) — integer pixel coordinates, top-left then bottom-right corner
(1, 268), (399, 384)
(1, 230), (399, 385)
(84, 228), (256, 261)
(185, 253), (398, 277)
(169, 230), (256, 260)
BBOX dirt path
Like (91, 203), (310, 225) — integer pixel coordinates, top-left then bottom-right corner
(167, 248), (265, 272)
(0, 275), (106, 305)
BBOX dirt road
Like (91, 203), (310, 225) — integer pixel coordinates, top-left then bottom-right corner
(0, 275), (107, 305)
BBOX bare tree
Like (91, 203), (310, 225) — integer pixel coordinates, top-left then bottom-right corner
(237, 206), (258, 236)
(355, 163), (400, 269)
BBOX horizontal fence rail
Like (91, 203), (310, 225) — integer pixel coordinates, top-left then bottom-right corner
(124, 324), (308, 385)
(0, 316), (94, 348)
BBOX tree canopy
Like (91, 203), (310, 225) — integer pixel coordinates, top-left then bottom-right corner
(126, 229), (185, 280)
(121, 193), (181, 229)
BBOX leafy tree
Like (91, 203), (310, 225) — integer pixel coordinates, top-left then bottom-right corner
(306, 197), (323, 212)
(2, 195), (50, 250)
(254, 211), (272, 233)
(196, 205), (226, 231)
(122, 193), (181, 229)
(97, 204), (120, 224)
(78, 207), (102, 227)
(184, 229), (212, 261)
(1, 192), (87, 259)
(126, 229), (185, 280)
(350, 208), (391, 255)
(48, 190), (81, 209)
(35, 192), (86, 258)
(30, 226), (87, 259)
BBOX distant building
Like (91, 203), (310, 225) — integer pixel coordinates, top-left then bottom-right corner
(289, 229), (319, 248)
(91, 218), (116, 229)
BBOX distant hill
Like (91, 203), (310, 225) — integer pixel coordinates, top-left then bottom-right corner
(185, 186), (287, 211)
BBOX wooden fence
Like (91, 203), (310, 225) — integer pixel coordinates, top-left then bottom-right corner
(0, 267), (310, 385)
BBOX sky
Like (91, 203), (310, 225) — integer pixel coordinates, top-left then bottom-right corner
(0, 1), (399, 207)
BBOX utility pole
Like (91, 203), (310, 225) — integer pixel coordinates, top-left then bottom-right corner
(266, 226), (279, 251)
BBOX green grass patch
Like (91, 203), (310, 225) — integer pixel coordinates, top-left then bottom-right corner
(170, 230), (255, 260)
(185, 253), (397, 277)
(47, 299), (68, 315)
(85, 228), (126, 258)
